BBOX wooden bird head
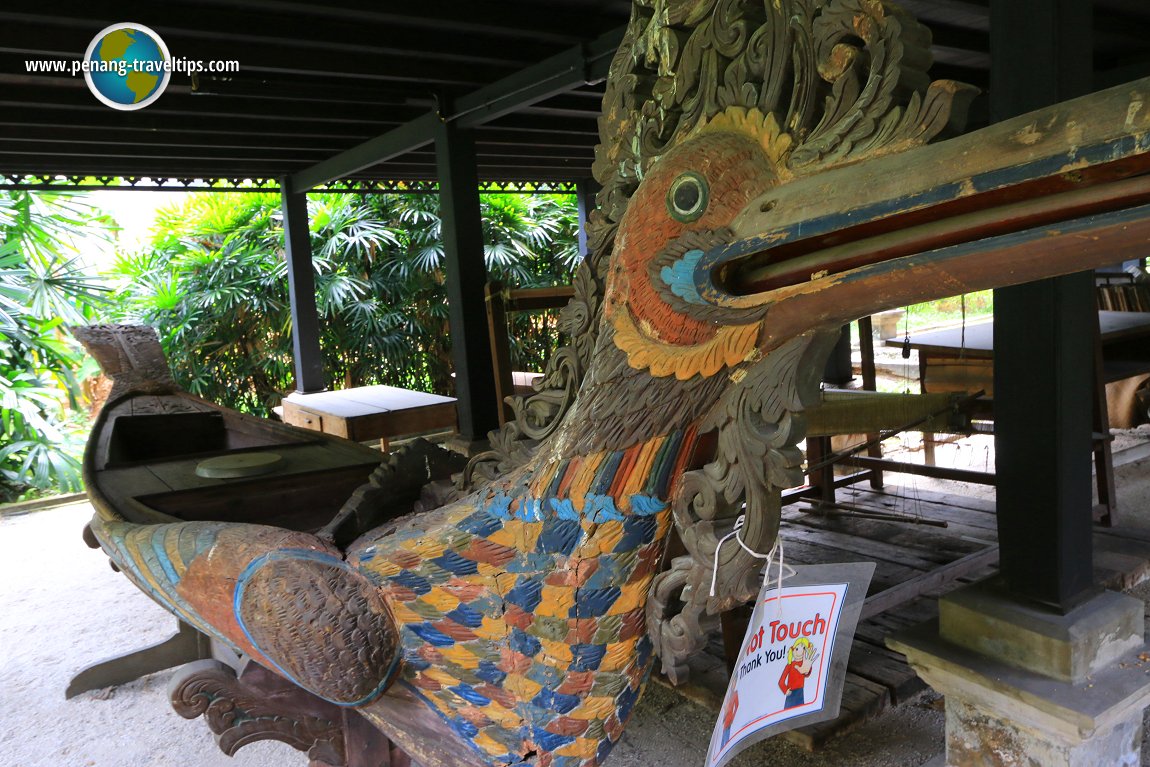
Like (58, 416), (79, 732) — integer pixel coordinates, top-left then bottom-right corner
(571, 0), (977, 413)
(603, 111), (789, 381)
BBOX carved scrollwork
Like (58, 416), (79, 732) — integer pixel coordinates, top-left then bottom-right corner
(463, 235), (609, 486)
(169, 659), (344, 764)
(646, 555), (716, 684)
(790, 0), (974, 168)
(649, 332), (840, 675)
(70, 324), (178, 400)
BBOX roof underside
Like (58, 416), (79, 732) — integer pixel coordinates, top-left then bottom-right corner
(4, 0), (1150, 189)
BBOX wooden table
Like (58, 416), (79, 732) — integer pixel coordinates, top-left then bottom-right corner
(281, 385), (458, 449)
(883, 310), (1150, 524)
(887, 311), (1150, 396)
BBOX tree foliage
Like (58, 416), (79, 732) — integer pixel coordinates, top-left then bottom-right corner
(0, 191), (111, 501)
(109, 191), (580, 416)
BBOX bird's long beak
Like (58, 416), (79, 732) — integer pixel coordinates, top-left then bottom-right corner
(697, 76), (1150, 343)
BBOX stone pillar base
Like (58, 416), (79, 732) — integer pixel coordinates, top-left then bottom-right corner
(888, 584), (1150, 767)
(945, 695), (1141, 767)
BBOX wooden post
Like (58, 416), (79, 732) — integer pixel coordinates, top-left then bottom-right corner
(485, 281), (516, 426)
(435, 119), (500, 444)
(990, 0), (1096, 610)
(281, 177), (326, 394)
(1091, 310), (1117, 525)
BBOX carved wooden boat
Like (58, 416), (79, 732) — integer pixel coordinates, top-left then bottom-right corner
(83, 387), (386, 533)
(76, 325), (392, 539)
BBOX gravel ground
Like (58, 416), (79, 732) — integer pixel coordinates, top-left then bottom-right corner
(3, 441), (1149, 767)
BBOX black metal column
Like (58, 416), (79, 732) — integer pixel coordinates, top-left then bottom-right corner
(822, 325), (853, 387)
(575, 177), (599, 261)
(435, 120), (500, 442)
(281, 177), (326, 394)
(990, 0), (1095, 610)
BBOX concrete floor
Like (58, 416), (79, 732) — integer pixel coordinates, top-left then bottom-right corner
(2, 429), (1150, 767)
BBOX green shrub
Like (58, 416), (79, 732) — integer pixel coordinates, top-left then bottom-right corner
(0, 191), (111, 501)
(107, 191), (580, 416)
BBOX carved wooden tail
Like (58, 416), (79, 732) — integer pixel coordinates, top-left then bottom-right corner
(70, 324), (179, 401)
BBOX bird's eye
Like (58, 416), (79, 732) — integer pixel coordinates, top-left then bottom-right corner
(667, 172), (708, 222)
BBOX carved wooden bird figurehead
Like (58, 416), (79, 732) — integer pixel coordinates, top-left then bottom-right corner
(533, 0), (981, 635)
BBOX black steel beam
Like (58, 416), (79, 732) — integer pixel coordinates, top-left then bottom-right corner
(990, 0), (1096, 611)
(0, 2), (549, 69)
(481, 114), (602, 136)
(1, 20), (506, 87)
(0, 124), (362, 153)
(898, 0), (990, 29)
(281, 178), (326, 394)
(520, 105), (605, 120)
(0, 81), (419, 126)
(291, 26), (623, 191)
(476, 128), (600, 149)
(435, 122), (500, 442)
(291, 114), (442, 193)
(0, 140), (335, 163)
(0, 141), (591, 164)
(181, 0), (623, 45)
(187, 76), (437, 108)
(352, 142), (597, 162)
(0, 157), (304, 177)
(930, 45), (992, 70)
(0, 105), (381, 142)
(0, 157), (600, 181)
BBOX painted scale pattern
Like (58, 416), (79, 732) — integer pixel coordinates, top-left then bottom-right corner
(348, 428), (698, 766)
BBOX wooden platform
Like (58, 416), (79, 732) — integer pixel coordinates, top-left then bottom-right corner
(657, 484), (1150, 750)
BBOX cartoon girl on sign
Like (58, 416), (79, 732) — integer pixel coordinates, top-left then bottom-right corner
(719, 689), (739, 748)
(778, 636), (818, 709)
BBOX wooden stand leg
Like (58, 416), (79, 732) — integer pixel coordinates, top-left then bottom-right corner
(918, 354), (937, 466)
(720, 603), (755, 674)
(806, 436), (836, 504)
(66, 619), (211, 699)
(857, 316), (885, 490)
(1092, 308), (1117, 526)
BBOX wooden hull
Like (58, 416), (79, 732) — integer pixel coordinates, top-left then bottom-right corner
(84, 389), (385, 533)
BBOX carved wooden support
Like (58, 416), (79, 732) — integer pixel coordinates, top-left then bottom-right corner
(67, 620), (211, 699)
(169, 659), (409, 767)
(319, 437), (467, 547)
